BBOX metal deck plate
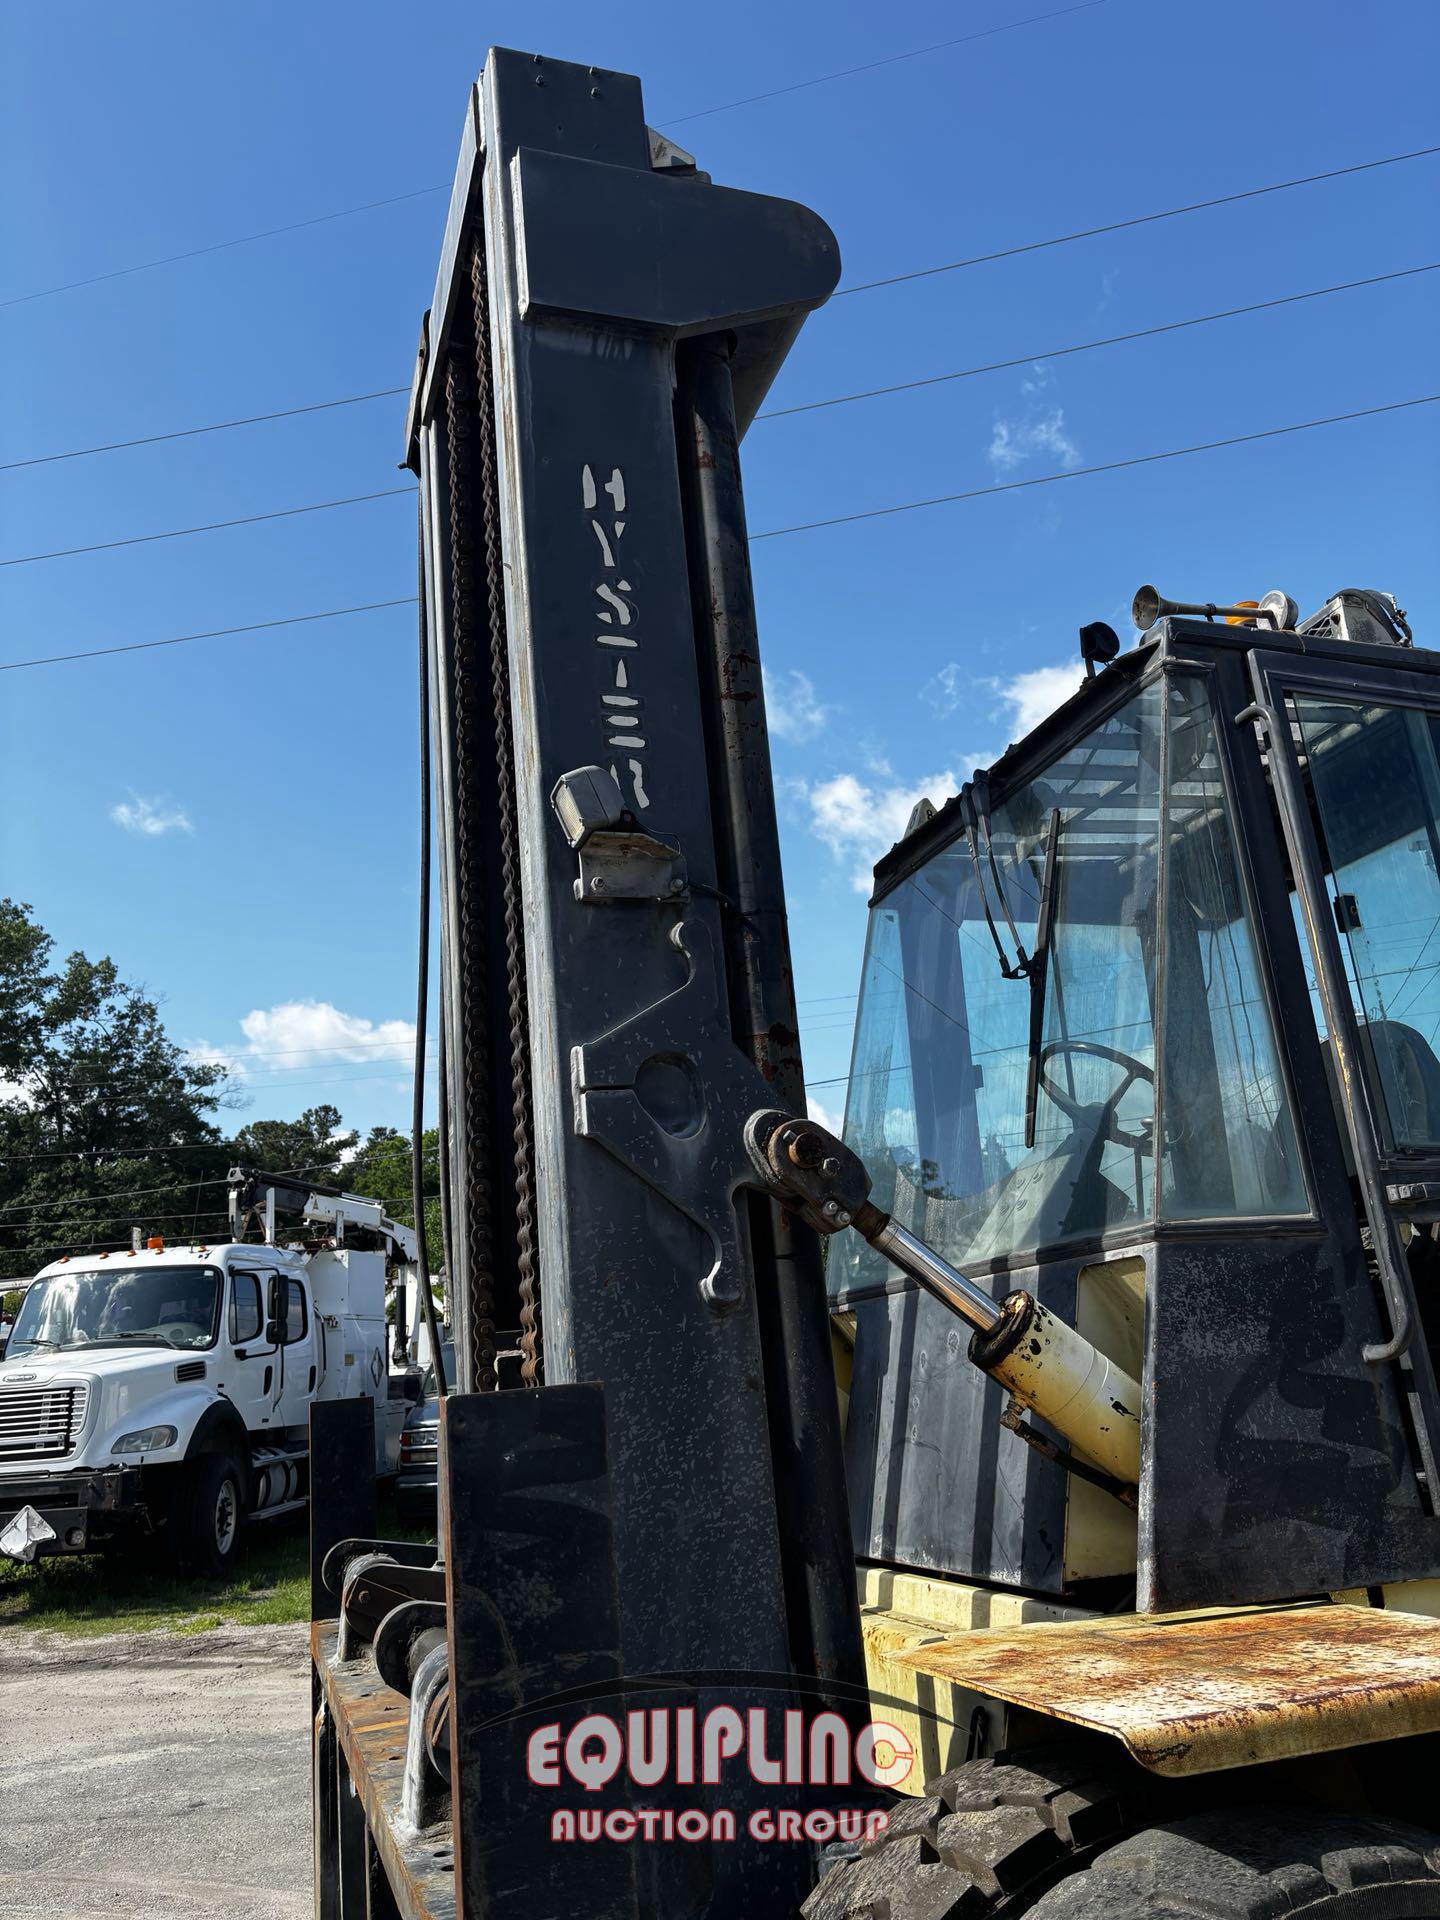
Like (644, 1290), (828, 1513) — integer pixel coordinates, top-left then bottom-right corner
(314, 1623), (456, 1920)
(895, 1602), (1440, 1775)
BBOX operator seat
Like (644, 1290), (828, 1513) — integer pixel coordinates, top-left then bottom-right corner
(1319, 1017), (1440, 1169)
(931, 1100), (1135, 1267)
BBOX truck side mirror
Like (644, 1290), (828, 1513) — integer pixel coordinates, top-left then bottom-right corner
(267, 1274), (289, 1346)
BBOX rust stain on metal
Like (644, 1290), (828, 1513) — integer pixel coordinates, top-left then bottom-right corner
(315, 1623), (457, 1919)
(894, 1604), (1440, 1776)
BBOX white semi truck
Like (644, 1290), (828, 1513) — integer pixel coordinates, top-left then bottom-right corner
(0, 1169), (432, 1573)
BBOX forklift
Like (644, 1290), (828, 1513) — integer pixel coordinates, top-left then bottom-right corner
(310, 46), (1440, 1919)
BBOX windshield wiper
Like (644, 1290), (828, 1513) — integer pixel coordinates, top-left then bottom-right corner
(962, 775), (1031, 982)
(1023, 808), (1063, 1150)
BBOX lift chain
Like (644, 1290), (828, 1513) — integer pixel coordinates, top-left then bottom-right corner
(443, 340), (500, 1394)
(467, 236), (542, 1387)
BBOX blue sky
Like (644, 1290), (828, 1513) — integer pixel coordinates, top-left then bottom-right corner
(2, 0), (1436, 1141)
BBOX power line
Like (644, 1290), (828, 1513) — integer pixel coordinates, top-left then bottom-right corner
(0, 1144), (235, 1163)
(0, 597), (417, 674)
(3, 11), (1107, 312)
(834, 144), (1440, 297)
(0, 1155), (382, 1220)
(751, 393), (1440, 541)
(0, 388), (409, 473)
(5, 396), (1430, 675)
(0, 1140), (441, 1164)
(2, 185), (450, 312)
(0, 1175), (234, 1217)
(0, 486), (414, 570)
(14, 259), (1427, 475)
(659, 0), (1108, 126)
(758, 262), (1440, 421)
(21, 1061), (440, 1100)
(23, 1063), (439, 1098)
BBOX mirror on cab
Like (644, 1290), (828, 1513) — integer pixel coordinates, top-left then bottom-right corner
(266, 1272), (289, 1347)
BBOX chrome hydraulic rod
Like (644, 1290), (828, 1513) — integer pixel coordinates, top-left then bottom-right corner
(869, 1216), (1002, 1334)
(745, 1109), (1142, 1488)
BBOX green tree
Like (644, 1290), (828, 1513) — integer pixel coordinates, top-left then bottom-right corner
(343, 1124), (444, 1281)
(229, 1103), (357, 1185)
(0, 900), (229, 1277)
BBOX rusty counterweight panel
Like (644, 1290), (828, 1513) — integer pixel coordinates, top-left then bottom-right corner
(314, 1623), (456, 1920)
(896, 1603), (1440, 1776)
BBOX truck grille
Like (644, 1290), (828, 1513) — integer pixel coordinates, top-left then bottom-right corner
(0, 1384), (89, 1460)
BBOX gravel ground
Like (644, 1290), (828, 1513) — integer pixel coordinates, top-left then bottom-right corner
(0, 1623), (311, 1919)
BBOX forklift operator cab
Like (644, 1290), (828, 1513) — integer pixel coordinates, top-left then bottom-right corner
(835, 589), (1440, 1615)
(841, 670), (1306, 1290)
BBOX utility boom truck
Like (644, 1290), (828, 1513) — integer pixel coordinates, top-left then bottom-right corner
(311, 44), (1440, 1920)
(0, 1170), (425, 1572)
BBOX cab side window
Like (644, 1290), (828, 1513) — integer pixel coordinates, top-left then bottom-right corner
(230, 1273), (263, 1345)
(282, 1279), (308, 1346)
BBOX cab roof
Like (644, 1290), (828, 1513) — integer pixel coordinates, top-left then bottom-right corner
(34, 1241), (309, 1279)
(870, 613), (1440, 907)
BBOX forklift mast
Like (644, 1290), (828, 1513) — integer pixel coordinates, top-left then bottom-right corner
(405, 38), (857, 1697)
(308, 45), (865, 1920)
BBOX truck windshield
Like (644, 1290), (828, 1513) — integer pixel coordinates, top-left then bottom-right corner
(8, 1266), (221, 1353)
(1292, 695), (1440, 1153)
(421, 1343), (456, 1398)
(836, 674), (1306, 1294)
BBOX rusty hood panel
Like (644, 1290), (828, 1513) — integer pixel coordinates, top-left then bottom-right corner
(895, 1602), (1440, 1776)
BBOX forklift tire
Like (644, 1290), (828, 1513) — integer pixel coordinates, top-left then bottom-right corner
(1026, 1808), (1440, 1917)
(169, 1451), (245, 1578)
(803, 1741), (1153, 1919)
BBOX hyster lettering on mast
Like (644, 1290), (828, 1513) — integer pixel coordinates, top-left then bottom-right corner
(313, 45), (1440, 1920)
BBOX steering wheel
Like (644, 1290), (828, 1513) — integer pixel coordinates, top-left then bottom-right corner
(1038, 1039), (1155, 1151)
(159, 1322), (206, 1346)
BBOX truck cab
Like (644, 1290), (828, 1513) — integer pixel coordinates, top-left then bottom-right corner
(0, 1231), (403, 1572)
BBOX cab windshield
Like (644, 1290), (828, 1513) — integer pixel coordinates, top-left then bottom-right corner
(837, 674), (1306, 1293)
(9, 1265), (222, 1353)
(421, 1344), (456, 1398)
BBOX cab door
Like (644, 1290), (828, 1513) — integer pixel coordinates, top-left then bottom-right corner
(221, 1265), (280, 1436)
(274, 1272), (317, 1438)
(1246, 645), (1440, 1484)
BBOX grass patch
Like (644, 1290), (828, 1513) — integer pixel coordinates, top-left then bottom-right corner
(0, 1498), (431, 1637)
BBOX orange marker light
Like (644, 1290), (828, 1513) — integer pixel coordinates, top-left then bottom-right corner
(147, 1234), (164, 1252)
(1224, 599), (1260, 627)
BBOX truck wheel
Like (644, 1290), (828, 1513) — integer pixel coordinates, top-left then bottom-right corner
(170, 1452), (245, 1577)
(1027, 1808), (1440, 1916)
(804, 1740), (1153, 1919)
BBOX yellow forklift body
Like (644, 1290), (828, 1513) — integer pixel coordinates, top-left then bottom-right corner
(891, 1599), (1440, 1777)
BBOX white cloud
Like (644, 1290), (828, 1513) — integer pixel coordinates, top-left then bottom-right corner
(110, 793), (192, 837)
(184, 1041), (249, 1083)
(806, 760), (984, 892)
(765, 666), (831, 743)
(994, 662), (1084, 736)
(807, 1094), (843, 1136)
(989, 408), (1081, 476)
(0, 1074), (35, 1111)
(921, 663), (964, 717)
(239, 1001), (417, 1069)
(988, 363), (1082, 478)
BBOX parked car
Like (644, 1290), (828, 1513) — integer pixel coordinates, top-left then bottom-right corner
(394, 1342), (454, 1526)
